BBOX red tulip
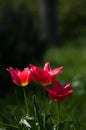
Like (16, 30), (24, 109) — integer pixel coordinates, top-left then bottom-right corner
(7, 67), (32, 87)
(45, 81), (74, 102)
(30, 62), (63, 86)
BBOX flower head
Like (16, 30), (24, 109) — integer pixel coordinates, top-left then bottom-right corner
(7, 67), (32, 87)
(30, 62), (63, 86)
(45, 80), (74, 102)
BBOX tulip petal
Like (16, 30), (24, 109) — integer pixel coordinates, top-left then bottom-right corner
(44, 80), (74, 102)
(50, 66), (63, 75)
(7, 67), (32, 87)
(43, 62), (51, 71)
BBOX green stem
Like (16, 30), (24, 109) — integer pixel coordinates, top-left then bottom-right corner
(32, 95), (41, 130)
(57, 103), (60, 130)
(23, 87), (29, 115)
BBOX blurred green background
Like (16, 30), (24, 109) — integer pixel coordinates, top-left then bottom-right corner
(0, 0), (86, 129)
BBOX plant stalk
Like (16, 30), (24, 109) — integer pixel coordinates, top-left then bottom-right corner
(57, 103), (60, 130)
(23, 87), (29, 116)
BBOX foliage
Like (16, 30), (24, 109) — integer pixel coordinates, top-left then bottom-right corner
(59, 0), (86, 39)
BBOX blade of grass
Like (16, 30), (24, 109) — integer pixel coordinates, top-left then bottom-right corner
(0, 122), (19, 129)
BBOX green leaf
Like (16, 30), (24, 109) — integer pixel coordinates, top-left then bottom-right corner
(19, 118), (31, 129)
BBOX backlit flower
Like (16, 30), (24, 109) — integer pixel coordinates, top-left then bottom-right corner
(7, 67), (32, 87)
(45, 80), (74, 102)
(30, 62), (63, 86)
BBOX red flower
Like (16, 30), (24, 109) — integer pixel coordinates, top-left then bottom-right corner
(45, 81), (74, 102)
(30, 62), (63, 86)
(7, 67), (32, 87)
